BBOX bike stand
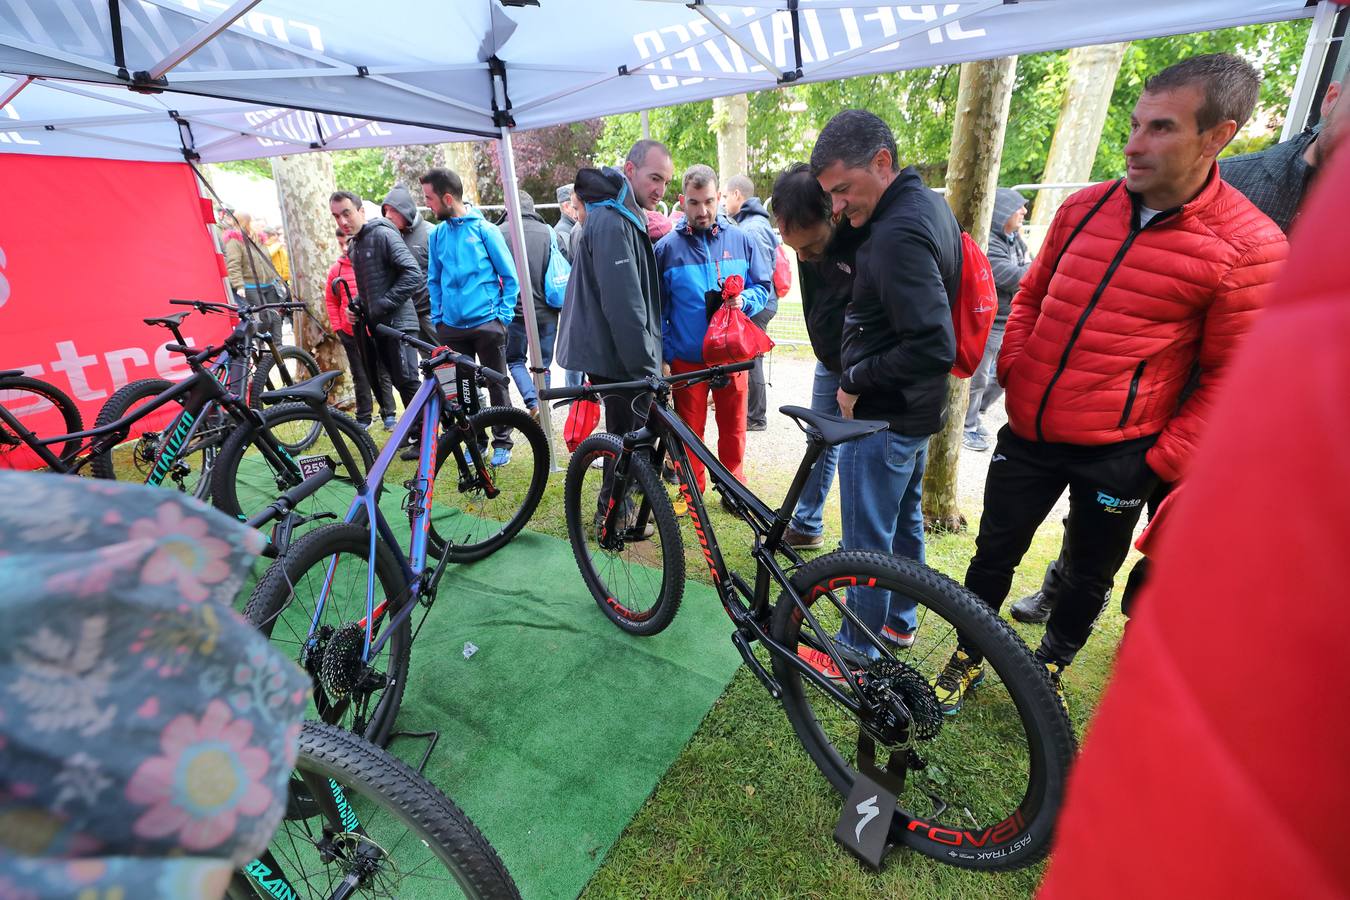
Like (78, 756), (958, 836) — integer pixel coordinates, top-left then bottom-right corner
(834, 734), (905, 870)
(388, 729), (441, 775)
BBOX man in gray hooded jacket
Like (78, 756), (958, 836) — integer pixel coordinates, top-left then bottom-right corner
(382, 184), (437, 348)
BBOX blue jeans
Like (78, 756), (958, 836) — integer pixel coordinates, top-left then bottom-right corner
(505, 310), (558, 410)
(565, 369), (584, 388)
(838, 427), (930, 656)
(789, 362), (841, 537)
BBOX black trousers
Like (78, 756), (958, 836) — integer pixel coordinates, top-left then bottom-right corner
(371, 329), (421, 409)
(438, 321), (512, 448)
(963, 426), (1158, 665)
(589, 372), (654, 516)
(747, 307), (775, 427)
(338, 331), (395, 423)
(416, 309), (439, 352)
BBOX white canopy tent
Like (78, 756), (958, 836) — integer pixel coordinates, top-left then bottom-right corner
(2, 0), (1341, 457)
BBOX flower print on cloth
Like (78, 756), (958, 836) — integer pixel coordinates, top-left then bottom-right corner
(126, 700), (274, 852)
(128, 503), (236, 603)
(7, 617), (116, 737)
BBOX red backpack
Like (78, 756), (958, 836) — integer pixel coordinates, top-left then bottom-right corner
(772, 244), (793, 299)
(950, 232), (998, 378)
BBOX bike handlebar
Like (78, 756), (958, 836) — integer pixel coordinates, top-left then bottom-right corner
(539, 360), (756, 403)
(164, 342), (222, 366)
(372, 323), (510, 387)
(168, 298), (304, 317)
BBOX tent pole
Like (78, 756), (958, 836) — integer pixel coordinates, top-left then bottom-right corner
(497, 126), (560, 472)
(1282, 0), (1346, 141)
(0, 75), (33, 112)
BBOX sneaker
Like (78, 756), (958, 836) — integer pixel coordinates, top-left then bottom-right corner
(661, 462), (679, 485)
(933, 649), (985, 716)
(880, 625), (916, 648)
(746, 420), (767, 432)
(798, 646), (849, 681)
(491, 447), (512, 467)
(527, 404), (540, 420)
(589, 455), (606, 470)
(356, 420), (372, 431)
(1010, 590), (1056, 625)
(1035, 651), (1069, 713)
(719, 492), (737, 515)
(783, 526), (825, 551)
(962, 430), (990, 452)
(382, 415), (397, 430)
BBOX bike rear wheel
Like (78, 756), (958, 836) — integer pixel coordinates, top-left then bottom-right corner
(249, 346), (323, 450)
(244, 522), (411, 746)
(0, 374), (82, 468)
(427, 405), (548, 563)
(89, 378), (220, 499)
(769, 550), (1074, 871)
(563, 432), (685, 636)
(230, 720), (520, 900)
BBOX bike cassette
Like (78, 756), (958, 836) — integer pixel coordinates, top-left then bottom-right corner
(300, 624), (336, 678)
(861, 659), (944, 746)
(319, 622), (367, 699)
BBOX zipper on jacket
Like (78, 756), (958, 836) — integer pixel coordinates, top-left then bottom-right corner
(1117, 360), (1147, 428)
(1032, 206), (1177, 441)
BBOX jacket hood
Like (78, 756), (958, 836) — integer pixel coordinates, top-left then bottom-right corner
(357, 215), (403, 239)
(992, 188), (1027, 232)
(736, 196), (771, 222)
(443, 205), (486, 226)
(573, 166), (623, 204)
(381, 185), (422, 231)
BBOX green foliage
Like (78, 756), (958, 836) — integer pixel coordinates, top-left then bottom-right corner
(334, 148), (395, 203)
(597, 21), (1310, 193)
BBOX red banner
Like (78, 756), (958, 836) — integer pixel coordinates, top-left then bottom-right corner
(0, 155), (231, 468)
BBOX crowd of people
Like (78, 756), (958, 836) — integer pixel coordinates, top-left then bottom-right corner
(245, 51), (1340, 712)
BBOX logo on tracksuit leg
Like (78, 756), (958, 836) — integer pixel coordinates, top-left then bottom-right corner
(1096, 491), (1143, 514)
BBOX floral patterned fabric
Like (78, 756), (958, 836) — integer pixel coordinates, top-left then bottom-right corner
(0, 472), (308, 899)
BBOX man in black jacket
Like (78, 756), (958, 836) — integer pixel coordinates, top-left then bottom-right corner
(330, 190), (422, 414)
(807, 110), (960, 667)
(498, 190), (558, 417)
(769, 163), (869, 551)
(381, 185), (437, 348)
(964, 188), (1030, 452)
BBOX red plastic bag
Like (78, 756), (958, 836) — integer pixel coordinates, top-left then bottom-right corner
(563, 391), (601, 452)
(772, 244), (793, 298)
(703, 303), (774, 366)
(951, 232), (998, 378)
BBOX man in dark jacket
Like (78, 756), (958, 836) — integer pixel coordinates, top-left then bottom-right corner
(807, 111), (961, 671)
(330, 190), (422, 414)
(770, 163), (869, 551)
(725, 174), (778, 431)
(964, 188), (1030, 452)
(554, 183), (577, 263)
(381, 184), (437, 348)
(499, 190), (559, 416)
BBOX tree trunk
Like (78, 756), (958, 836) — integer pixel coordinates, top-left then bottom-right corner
(924, 55), (1019, 534)
(441, 141), (482, 206)
(1030, 42), (1130, 234)
(270, 152), (346, 399)
(711, 94), (749, 187)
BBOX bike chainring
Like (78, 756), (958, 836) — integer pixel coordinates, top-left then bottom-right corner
(319, 622), (367, 699)
(862, 658), (944, 746)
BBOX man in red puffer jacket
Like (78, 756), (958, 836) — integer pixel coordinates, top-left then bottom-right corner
(935, 53), (1288, 715)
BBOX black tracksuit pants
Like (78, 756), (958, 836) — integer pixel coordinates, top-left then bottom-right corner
(437, 321), (513, 449)
(964, 426), (1159, 665)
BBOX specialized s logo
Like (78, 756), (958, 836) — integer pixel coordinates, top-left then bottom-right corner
(1096, 491), (1143, 514)
(855, 795), (880, 843)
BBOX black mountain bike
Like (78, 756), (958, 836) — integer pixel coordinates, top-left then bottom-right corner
(0, 370), (84, 469)
(228, 721), (520, 900)
(541, 363), (1074, 871)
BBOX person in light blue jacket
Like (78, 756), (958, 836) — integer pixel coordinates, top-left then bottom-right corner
(419, 167), (521, 463)
(655, 164), (773, 503)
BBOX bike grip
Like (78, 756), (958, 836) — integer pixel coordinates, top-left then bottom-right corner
(479, 366), (509, 387)
(164, 343), (193, 355)
(539, 385), (585, 402)
(372, 323), (405, 341)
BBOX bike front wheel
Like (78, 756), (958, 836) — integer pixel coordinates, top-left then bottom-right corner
(427, 405), (548, 562)
(230, 720), (520, 900)
(769, 550), (1075, 871)
(563, 432), (685, 636)
(244, 522), (411, 746)
(248, 346), (323, 450)
(0, 374), (82, 468)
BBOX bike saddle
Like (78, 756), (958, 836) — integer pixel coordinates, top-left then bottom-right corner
(143, 312), (191, 328)
(0, 369), (26, 379)
(779, 405), (888, 446)
(258, 369), (341, 407)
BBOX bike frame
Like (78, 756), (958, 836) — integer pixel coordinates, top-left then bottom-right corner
(601, 375), (894, 715)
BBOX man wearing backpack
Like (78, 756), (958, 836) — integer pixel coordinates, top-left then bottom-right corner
(498, 190), (562, 418)
(938, 54), (1287, 716)
(725, 174), (779, 432)
(808, 111), (962, 671)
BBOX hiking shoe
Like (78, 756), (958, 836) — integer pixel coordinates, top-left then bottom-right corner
(527, 404), (539, 420)
(962, 430), (990, 452)
(593, 509), (655, 541)
(933, 649), (985, 716)
(1011, 590), (1056, 625)
(783, 526), (825, 551)
(881, 625), (916, 649)
(589, 455), (606, 470)
(662, 462), (679, 485)
(491, 447), (512, 467)
(746, 420), (767, 432)
(382, 415), (397, 429)
(356, 420), (372, 431)
(720, 492), (737, 515)
(1035, 651), (1069, 714)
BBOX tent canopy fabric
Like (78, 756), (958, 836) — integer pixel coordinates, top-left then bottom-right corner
(0, 0), (1314, 163)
